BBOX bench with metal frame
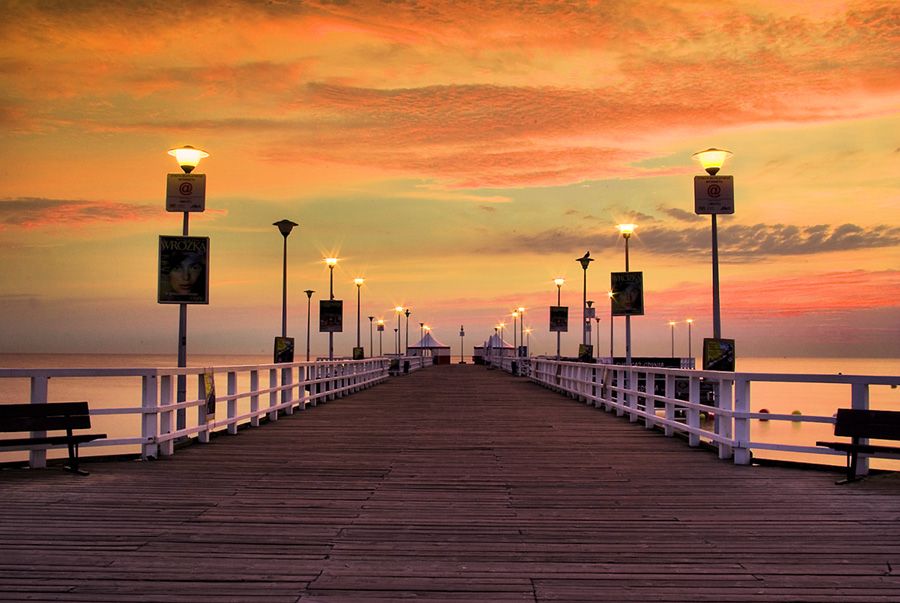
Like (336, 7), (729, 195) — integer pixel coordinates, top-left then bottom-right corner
(0, 401), (106, 475)
(817, 408), (900, 484)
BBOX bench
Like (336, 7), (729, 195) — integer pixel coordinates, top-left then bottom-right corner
(0, 402), (106, 475)
(817, 408), (900, 483)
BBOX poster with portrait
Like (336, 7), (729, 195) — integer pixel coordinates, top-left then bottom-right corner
(201, 370), (216, 421)
(319, 300), (343, 332)
(158, 236), (210, 304)
(610, 271), (644, 316)
(273, 336), (295, 364)
(549, 306), (568, 332)
(703, 338), (736, 372)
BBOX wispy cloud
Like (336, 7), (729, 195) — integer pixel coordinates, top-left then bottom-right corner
(0, 198), (161, 228)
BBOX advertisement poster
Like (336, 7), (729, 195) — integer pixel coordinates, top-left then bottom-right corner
(319, 300), (343, 332)
(703, 338), (736, 371)
(273, 336), (295, 364)
(201, 370), (216, 421)
(610, 271), (644, 316)
(549, 306), (569, 332)
(158, 236), (210, 304)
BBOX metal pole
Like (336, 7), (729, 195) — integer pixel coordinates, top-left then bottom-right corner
(368, 316), (374, 356)
(176, 211), (189, 432)
(671, 323), (675, 357)
(595, 317), (601, 355)
(688, 321), (693, 360)
(556, 285), (561, 360)
(405, 312), (410, 355)
(304, 290), (314, 362)
(609, 299), (614, 359)
(582, 267), (588, 346)
(281, 236), (288, 338)
(356, 284), (361, 349)
(712, 214), (721, 339)
(396, 315), (401, 355)
(328, 266), (334, 360)
(520, 310), (525, 355)
(513, 315), (517, 353)
(625, 236), (632, 367)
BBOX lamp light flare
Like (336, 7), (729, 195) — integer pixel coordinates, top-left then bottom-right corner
(354, 277), (365, 286)
(554, 278), (565, 287)
(325, 257), (338, 267)
(168, 145), (209, 173)
(691, 148), (732, 175)
(616, 223), (637, 238)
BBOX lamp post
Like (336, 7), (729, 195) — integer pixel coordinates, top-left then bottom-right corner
(167, 145), (209, 432)
(368, 316), (374, 356)
(377, 318), (385, 356)
(576, 252), (593, 348)
(692, 148), (733, 340)
(420, 322), (425, 343)
(394, 307), (403, 355)
(304, 290), (314, 361)
(404, 308), (411, 355)
(617, 224), (636, 366)
(554, 278), (564, 359)
(511, 311), (519, 355)
(686, 318), (693, 361)
(273, 220), (298, 339)
(669, 321), (676, 358)
(517, 306), (525, 355)
(354, 277), (365, 353)
(325, 257), (338, 360)
(524, 328), (532, 355)
(594, 316), (602, 357)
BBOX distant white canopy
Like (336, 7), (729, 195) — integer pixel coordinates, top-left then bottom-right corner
(408, 332), (450, 350)
(483, 333), (513, 349)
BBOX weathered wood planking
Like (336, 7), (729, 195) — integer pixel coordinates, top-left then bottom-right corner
(1, 364), (898, 602)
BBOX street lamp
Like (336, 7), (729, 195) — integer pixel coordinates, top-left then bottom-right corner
(404, 308), (411, 355)
(594, 316), (602, 357)
(686, 318), (694, 361)
(511, 311), (519, 355)
(517, 306), (525, 355)
(394, 307), (404, 355)
(167, 145), (209, 433)
(273, 220), (298, 339)
(576, 252), (594, 348)
(420, 322), (425, 343)
(524, 327), (532, 355)
(692, 148), (732, 340)
(617, 224), (636, 366)
(325, 257), (338, 360)
(669, 321), (676, 358)
(304, 290), (314, 361)
(368, 316), (375, 356)
(354, 277), (365, 354)
(377, 318), (385, 356)
(608, 290), (614, 359)
(554, 277), (565, 359)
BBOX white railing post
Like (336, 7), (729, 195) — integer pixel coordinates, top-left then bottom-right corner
(250, 370), (260, 427)
(664, 373), (675, 437)
(645, 371), (656, 430)
(227, 371), (238, 435)
(141, 373), (159, 459)
(297, 365), (307, 410)
(851, 381), (870, 477)
(615, 367), (625, 416)
(283, 365), (295, 415)
(268, 368), (278, 421)
(29, 375), (49, 469)
(628, 369), (639, 423)
(159, 374), (174, 457)
(688, 376), (701, 447)
(717, 377), (734, 460)
(733, 377), (751, 465)
(198, 373), (210, 444)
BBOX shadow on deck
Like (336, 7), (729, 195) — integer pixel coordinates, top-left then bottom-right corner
(1, 364), (898, 602)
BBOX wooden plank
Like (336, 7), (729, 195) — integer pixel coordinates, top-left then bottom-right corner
(1, 364), (898, 602)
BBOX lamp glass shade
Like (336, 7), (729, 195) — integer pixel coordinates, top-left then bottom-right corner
(325, 257), (338, 267)
(691, 148), (732, 175)
(354, 277), (365, 286)
(395, 306), (404, 313)
(168, 145), (209, 173)
(617, 223), (637, 237)
(554, 278), (565, 287)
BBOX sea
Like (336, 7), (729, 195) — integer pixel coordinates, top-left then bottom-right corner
(2, 354), (899, 471)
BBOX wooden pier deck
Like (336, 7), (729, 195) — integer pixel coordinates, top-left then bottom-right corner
(1, 364), (899, 602)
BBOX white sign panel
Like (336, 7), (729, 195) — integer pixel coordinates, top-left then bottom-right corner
(694, 175), (734, 215)
(166, 173), (207, 212)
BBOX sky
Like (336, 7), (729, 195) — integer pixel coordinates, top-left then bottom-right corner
(1, 0), (898, 361)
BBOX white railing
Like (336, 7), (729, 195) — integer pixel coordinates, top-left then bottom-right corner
(525, 357), (900, 475)
(1, 356), (426, 469)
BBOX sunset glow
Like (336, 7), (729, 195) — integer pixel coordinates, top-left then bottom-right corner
(0, 1), (898, 359)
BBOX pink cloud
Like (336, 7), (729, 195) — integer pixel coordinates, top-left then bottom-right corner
(0, 198), (162, 229)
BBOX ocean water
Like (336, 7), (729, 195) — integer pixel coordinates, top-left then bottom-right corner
(2, 354), (898, 470)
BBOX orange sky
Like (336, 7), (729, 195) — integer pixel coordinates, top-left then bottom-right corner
(0, 1), (898, 361)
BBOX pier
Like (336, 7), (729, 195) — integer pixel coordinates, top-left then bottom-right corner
(2, 364), (899, 602)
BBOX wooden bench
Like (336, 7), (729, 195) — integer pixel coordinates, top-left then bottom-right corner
(0, 402), (106, 475)
(817, 408), (900, 483)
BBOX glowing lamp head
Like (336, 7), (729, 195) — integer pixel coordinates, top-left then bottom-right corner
(424, 325), (431, 332)
(325, 257), (338, 268)
(554, 278), (565, 287)
(607, 290), (614, 299)
(517, 306), (525, 313)
(395, 306), (404, 314)
(377, 318), (385, 326)
(669, 321), (676, 327)
(511, 311), (519, 318)
(168, 145), (209, 174)
(692, 148), (732, 175)
(354, 277), (365, 287)
(687, 318), (693, 324)
(617, 223), (637, 238)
